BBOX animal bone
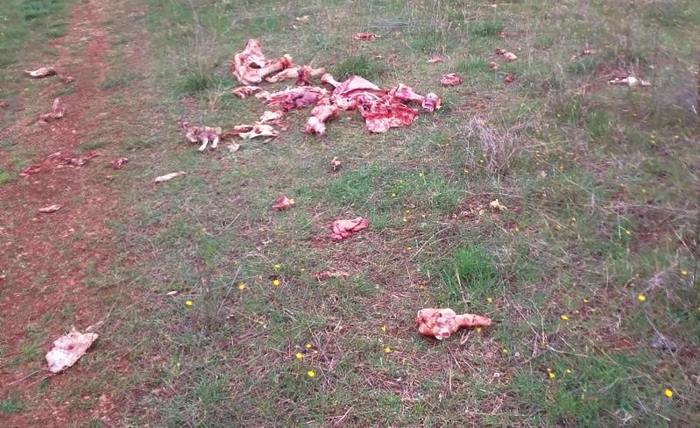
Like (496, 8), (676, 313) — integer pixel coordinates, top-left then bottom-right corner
(239, 124), (279, 139)
(39, 98), (64, 122)
(179, 120), (222, 151)
(416, 308), (492, 340)
(353, 32), (380, 41)
(265, 65), (326, 85)
(305, 102), (339, 135)
(25, 66), (57, 78)
(46, 328), (99, 373)
(230, 39), (293, 85)
(154, 171), (186, 183)
(271, 195), (295, 210)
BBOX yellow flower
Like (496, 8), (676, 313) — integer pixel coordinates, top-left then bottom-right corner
(306, 370), (316, 378)
(476, 327), (482, 334)
(664, 388), (673, 398)
(391, 193), (396, 197)
(237, 282), (246, 291)
(680, 270), (688, 277)
(304, 343), (312, 349)
(271, 279), (281, 286)
(548, 372), (556, 380)
(637, 293), (646, 302)
(402, 217), (408, 222)
(384, 346), (392, 354)
(486, 297), (493, 304)
(501, 348), (508, 354)
(583, 298), (589, 303)
(185, 300), (193, 307)
(273, 264), (282, 271)
(418, 172), (425, 177)
(295, 352), (303, 360)
(380, 325), (387, 333)
(565, 369), (572, 374)
(560, 314), (569, 321)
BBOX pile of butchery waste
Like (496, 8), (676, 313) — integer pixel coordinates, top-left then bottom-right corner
(180, 39), (443, 151)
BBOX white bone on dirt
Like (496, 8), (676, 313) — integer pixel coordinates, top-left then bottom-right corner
(25, 66), (57, 78)
(154, 171), (186, 183)
(416, 308), (492, 340)
(39, 98), (65, 122)
(45, 328), (99, 373)
(239, 124), (279, 139)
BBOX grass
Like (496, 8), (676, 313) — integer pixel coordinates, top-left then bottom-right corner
(1, 0), (699, 426)
(0, 395), (24, 414)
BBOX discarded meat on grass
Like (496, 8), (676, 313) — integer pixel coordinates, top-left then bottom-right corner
(46, 328), (99, 373)
(154, 171), (186, 183)
(271, 195), (295, 211)
(440, 73), (463, 87)
(230, 39), (293, 85)
(330, 217), (369, 241)
(20, 151), (98, 176)
(266, 86), (328, 111)
(416, 308), (492, 340)
(495, 48), (518, 61)
(265, 65), (326, 85)
(330, 156), (341, 171)
(179, 120), (222, 151)
(239, 124), (278, 140)
(231, 85), (262, 98)
(25, 66), (57, 78)
(111, 157), (129, 169)
(305, 102), (339, 135)
(39, 98), (65, 123)
(352, 32), (379, 41)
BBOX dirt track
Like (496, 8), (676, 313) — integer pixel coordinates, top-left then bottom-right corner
(0, 0), (136, 425)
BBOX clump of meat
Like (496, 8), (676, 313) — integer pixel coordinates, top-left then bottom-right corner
(416, 308), (492, 340)
(305, 102), (340, 135)
(266, 86), (328, 111)
(230, 39), (293, 85)
(231, 85), (262, 98)
(39, 98), (65, 122)
(353, 32), (380, 41)
(265, 65), (326, 86)
(330, 217), (369, 241)
(440, 73), (463, 86)
(179, 120), (222, 151)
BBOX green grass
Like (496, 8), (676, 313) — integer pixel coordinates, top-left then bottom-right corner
(0, 395), (24, 414)
(2, 0), (699, 426)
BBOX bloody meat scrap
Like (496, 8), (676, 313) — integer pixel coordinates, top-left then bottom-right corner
(440, 73), (463, 86)
(179, 120), (222, 151)
(416, 308), (492, 340)
(330, 217), (369, 241)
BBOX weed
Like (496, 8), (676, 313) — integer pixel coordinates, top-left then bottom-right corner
(332, 55), (382, 80)
(0, 395), (24, 414)
(436, 246), (497, 310)
(468, 19), (503, 37)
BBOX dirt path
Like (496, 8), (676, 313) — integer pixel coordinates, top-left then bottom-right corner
(0, 0), (140, 425)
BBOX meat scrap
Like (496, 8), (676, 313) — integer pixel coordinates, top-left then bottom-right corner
(239, 124), (278, 140)
(608, 75), (651, 87)
(495, 48), (517, 61)
(265, 65), (326, 85)
(315, 270), (349, 280)
(258, 110), (285, 125)
(231, 85), (262, 98)
(179, 120), (222, 152)
(25, 66), (57, 78)
(440, 73), (463, 87)
(416, 308), (492, 340)
(503, 73), (516, 84)
(271, 195), (295, 211)
(305, 102), (339, 135)
(330, 156), (341, 171)
(358, 96), (418, 133)
(111, 157), (129, 170)
(389, 84), (442, 112)
(46, 328), (99, 373)
(330, 217), (369, 241)
(266, 86), (328, 111)
(353, 32), (380, 41)
(230, 39), (293, 85)
(39, 98), (65, 123)
(20, 151), (98, 176)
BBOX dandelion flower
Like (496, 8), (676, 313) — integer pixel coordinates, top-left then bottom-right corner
(583, 298), (589, 303)
(237, 282), (246, 291)
(664, 388), (673, 398)
(391, 193), (396, 197)
(384, 346), (392, 354)
(486, 297), (493, 304)
(419, 172), (425, 177)
(501, 348), (508, 354)
(680, 270), (688, 276)
(565, 369), (572, 374)
(305, 343), (312, 349)
(306, 370), (316, 378)
(560, 314), (569, 321)
(185, 300), (193, 307)
(271, 279), (281, 286)
(273, 264), (282, 271)
(637, 293), (646, 302)
(295, 352), (303, 360)
(380, 325), (387, 333)
(548, 372), (556, 380)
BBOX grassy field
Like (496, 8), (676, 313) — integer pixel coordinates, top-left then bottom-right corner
(2, 0), (699, 426)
